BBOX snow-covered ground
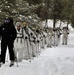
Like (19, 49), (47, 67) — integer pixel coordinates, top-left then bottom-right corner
(0, 27), (74, 75)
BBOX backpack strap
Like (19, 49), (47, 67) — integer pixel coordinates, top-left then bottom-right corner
(16, 27), (24, 43)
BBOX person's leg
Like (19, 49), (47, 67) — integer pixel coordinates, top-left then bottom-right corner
(0, 42), (7, 63)
(65, 35), (67, 45)
(62, 35), (65, 45)
(8, 42), (15, 61)
(8, 42), (15, 67)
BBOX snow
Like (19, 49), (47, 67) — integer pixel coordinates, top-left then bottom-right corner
(0, 23), (74, 75)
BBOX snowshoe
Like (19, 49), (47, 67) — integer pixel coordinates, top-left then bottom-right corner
(9, 64), (14, 67)
(9, 61), (14, 67)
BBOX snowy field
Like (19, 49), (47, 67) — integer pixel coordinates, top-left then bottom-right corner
(0, 29), (74, 75)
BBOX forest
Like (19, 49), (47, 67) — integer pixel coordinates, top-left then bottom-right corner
(0, 0), (74, 28)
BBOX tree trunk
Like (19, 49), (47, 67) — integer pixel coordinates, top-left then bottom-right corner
(53, 18), (56, 28)
(67, 22), (69, 27)
(45, 19), (48, 28)
(59, 20), (62, 28)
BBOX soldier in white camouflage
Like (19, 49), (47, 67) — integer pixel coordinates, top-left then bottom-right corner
(47, 27), (53, 48)
(62, 27), (69, 45)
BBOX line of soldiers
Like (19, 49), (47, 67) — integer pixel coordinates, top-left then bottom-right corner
(13, 20), (69, 63)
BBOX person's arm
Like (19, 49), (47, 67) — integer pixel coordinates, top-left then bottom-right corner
(0, 25), (3, 36)
(12, 26), (17, 41)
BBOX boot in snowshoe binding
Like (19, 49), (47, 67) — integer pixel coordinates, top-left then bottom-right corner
(9, 61), (14, 67)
